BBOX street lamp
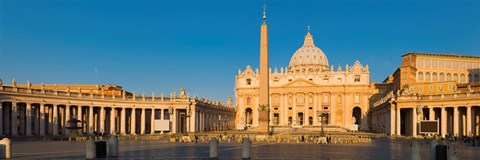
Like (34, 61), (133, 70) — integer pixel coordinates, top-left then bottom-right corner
(317, 111), (328, 136)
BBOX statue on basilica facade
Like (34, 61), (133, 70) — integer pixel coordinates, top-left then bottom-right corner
(12, 78), (17, 87)
(27, 80), (31, 89)
(180, 88), (186, 98)
(53, 84), (57, 91)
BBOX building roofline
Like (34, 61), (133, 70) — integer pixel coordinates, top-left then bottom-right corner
(402, 52), (480, 59)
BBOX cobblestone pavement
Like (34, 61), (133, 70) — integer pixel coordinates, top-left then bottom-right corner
(11, 139), (480, 159)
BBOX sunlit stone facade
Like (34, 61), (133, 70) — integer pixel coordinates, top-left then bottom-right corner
(235, 28), (372, 131)
(0, 81), (235, 136)
(370, 53), (480, 137)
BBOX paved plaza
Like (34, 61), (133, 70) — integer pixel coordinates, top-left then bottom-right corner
(10, 139), (480, 159)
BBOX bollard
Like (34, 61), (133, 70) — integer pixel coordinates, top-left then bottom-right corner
(429, 139), (438, 160)
(95, 141), (107, 158)
(435, 144), (447, 160)
(411, 140), (421, 160)
(447, 142), (459, 160)
(242, 138), (251, 160)
(209, 138), (218, 159)
(86, 139), (96, 159)
(108, 136), (119, 158)
(0, 138), (11, 159)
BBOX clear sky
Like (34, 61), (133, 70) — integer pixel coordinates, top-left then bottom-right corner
(1, 0), (479, 103)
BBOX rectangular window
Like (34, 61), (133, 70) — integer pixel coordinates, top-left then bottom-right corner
(246, 79), (251, 85)
(309, 107), (313, 110)
(155, 109), (162, 120)
(354, 75), (360, 82)
(288, 107), (292, 110)
(323, 78), (329, 83)
(337, 78), (342, 83)
(163, 110), (170, 120)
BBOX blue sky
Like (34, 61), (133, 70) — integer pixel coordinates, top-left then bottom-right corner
(1, 0), (479, 102)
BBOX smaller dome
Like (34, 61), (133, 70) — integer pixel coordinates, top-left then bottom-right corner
(288, 27), (329, 70)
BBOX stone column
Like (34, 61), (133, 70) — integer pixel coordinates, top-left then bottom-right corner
(0, 102), (3, 136)
(467, 106), (472, 136)
(11, 102), (18, 136)
(453, 107), (459, 136)
(140, 108), (145, 134)
(171, 110), (176, 133)
(110, 108), (115, 134)
(293, 94), (297, 126)
(52, 104), (58, 136)
(190, 108), (196, 132)
(389, 106), (395, 135)
(396, 107), (401, 135)
(26, 103), (32, 136)
(313, 94), (318, 126)
(100, 107), (105, 133)
(429, 107), (434, 120)
(441, 107), (447, 138)
(120, 108), (126, 134)
(131, 109), (136, 134)
(78, 106), (83, 135)
(65, 105), (70, 136)
(40, 104), (46, 136)
(151, 108), (155, 134)
(88, 106), (93, 134)
(412, 107), (417, 137)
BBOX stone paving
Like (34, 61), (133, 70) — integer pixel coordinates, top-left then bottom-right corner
(10, 139), (480, 159)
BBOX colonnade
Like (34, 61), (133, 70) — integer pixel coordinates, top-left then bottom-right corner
(391, 105), (480, 137)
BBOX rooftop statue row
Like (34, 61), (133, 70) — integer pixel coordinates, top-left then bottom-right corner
(0, 78), (235, 109)
(237, 60), (369, 77)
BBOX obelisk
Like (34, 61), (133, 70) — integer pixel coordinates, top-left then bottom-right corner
(258, 4), (269, 134)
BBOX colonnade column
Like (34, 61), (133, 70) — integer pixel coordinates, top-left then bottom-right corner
(190, 108), (196, 132)
(140, 108), (145, 134)
(40, 104), (46, 136)
(429, 107), (434, 120)
(88, 106), (93, 134)
(65, 105), (70, 136)
(131, 109), (136, 134)
(77, 106), (83, 135)
(412, 107), (417, 137)
(171, 110), (176, 133)
(389, 106), (395, 135)
(150, 108), (155, 134)
(11, 101), (18, 136)
(453, 107), (459, 136)
(467, 106), (472, 136)
(110, 108), (115, 134)
(441, 107), (447, 138)
(0, 102), (3, 135)
(120, 108), (125, 134)
(52, 104), (58, 136)
(25, 103), (31, 136)
(395, 107), (400, 135)
(100, 107), (105, 133)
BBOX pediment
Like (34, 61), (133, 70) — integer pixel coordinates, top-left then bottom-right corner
(283, 78), (318, 87)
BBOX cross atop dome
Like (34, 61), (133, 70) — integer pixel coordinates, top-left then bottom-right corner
(303, 26), (314, 46)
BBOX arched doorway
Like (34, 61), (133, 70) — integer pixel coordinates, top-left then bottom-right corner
(352, 107), (361, 125)
(245, 108), (253, 126)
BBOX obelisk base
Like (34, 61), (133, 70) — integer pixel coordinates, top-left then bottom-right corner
(258, 110), (269, 134)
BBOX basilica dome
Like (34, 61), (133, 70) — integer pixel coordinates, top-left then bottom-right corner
(288, 27), (329, 70)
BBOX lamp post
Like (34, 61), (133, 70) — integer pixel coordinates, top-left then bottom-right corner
(317, 111), (328, 136)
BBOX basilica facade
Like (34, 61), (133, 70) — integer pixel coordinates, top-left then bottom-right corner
(235, 28), (373, 131)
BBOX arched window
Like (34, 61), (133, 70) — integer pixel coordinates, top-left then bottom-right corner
(297, 95), (304, 104)
(246, 97), (251, 105)
(475, 74), (480, 82)
(418, 72), (424, 81)
(460, 74), (466, 83)
(447, 73), (452, 81)
(453, 73), (459, 82)
(288, 96), (292, 103)
(439, 73), (445, 81)
(354, 95), (360, 103)
(425, 72), (431, 81)
(308, 96), (313, 103)
(432, 72), (438, 81)
(468, 74), (473, 82)
(245, 108), (253, 125)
